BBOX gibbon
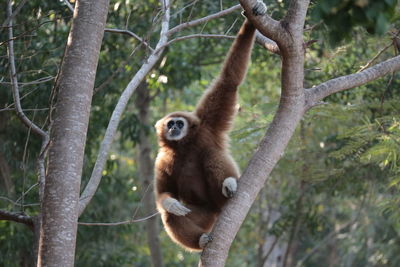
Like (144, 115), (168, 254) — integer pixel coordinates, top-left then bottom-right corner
(154, 2), (267, 251)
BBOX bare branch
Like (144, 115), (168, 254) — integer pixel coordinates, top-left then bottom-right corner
(6, 1), (47, 139)
(1, 0), (28, 29)
(105, 28), (154, 52)
(168, 4), (241, 35)
(63, 0), (74, 12)
(78, 212), (160, 226)
(78, 0), (171, 216)
(154, 33), (235, 54)
(305, 55), (400, 109)
(0, 209), (34, 229)
(255, 31), (280, 54)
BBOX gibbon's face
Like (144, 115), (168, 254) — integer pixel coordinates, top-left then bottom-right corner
(163, 117), (188, 141)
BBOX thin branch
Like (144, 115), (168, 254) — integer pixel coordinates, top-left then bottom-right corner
(305, 55), (400, 109)
(1, 0), (28, 29)
(63, 0), (74, 12)
(168, 4), (241, 35)
(0, 196), (39, 207)
(295, 218), (357, 267)
(104, 28), (154, 52)
(78, 212), (160, 226)
(155, 33), (235, 53)
(358, 42), (393, 72)
(0, 76), (54, 87)
(0, 209), (34, 229)
(78, 0), (171, 216)
(6, 1), (47, 138)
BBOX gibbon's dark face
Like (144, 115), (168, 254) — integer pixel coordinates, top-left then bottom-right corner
(163, 117), (188, 141)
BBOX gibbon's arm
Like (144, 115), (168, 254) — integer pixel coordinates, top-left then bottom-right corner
(155, 169), (191, 216)
(194, 19), (256, 135)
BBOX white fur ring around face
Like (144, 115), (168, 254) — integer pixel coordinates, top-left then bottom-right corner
(162, 197), (191, 216)
(222, 177), (237, 198)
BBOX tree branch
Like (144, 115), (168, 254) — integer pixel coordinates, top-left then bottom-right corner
(78, 212), (160, 226)
(0, 209), (34, 229)
(255, 30), (280, 54)
(168, 4), (241, 36)
(78, 0), (171, 216)
(6, 1), (47, 139)
(1, 0), (28, 29)
(305, 55), (400, 109)
(104, 28), (154, 52)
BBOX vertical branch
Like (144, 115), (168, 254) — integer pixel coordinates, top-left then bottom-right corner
(135, 81), (164, 267)
(6, 0), (49, 207)
(78, 0), (171, 216)
(6, 0), (47, 139)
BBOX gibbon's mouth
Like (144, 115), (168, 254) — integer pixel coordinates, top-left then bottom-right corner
(169, 129), (181, 137)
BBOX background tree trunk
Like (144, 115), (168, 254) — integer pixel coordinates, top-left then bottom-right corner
(37, 0), (110, 266)
(135, 81), (164, 267)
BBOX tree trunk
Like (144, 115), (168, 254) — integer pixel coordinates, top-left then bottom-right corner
(37, 0), (109, 266)
(135, 82), (164, 267)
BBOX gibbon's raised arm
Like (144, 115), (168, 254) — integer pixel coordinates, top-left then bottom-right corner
(194, 19), (256, 135)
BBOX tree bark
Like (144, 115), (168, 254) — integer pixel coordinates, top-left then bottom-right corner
(135, 82), (164, 267)
(37, 0), (109, 266)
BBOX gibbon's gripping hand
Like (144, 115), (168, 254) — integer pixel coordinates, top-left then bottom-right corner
(252, 0), (268, 16)
(222, 177), (238, 198)
(162, 197), (191, 216)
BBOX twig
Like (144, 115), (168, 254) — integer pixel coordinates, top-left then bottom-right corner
(358, 42), (393, 72)
(104, 28), (154, 52)
(168, 4), (241, 35)
(155, 33), (235, 53)
(1, 0), (28, 29)
(63, 0), (74, 12)
(78, 212), (160, 226)
(0, 76), (54, 87)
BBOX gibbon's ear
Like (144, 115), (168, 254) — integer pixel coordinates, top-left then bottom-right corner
(155, 119), (164, 135)
(189, 114), (200, 129)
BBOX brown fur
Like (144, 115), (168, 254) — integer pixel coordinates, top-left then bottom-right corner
(154, 19), (256, 251)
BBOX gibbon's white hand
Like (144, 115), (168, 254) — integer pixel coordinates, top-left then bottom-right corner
(222, 177), (237, 198)
(162, 197), (191, 216)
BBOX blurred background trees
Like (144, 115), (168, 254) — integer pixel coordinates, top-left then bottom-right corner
(1, 0), (399, 266)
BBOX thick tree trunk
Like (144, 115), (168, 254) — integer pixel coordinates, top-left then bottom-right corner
(135, 82), (164, 267)
(37, 0), (109, 266)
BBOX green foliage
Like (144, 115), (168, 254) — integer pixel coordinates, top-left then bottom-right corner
(311, 0), (398, 45)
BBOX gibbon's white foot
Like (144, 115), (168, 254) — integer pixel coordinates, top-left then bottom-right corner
(222, 177), (237, 198)
(252, 0), (268, 16)
(199, 233), (213, 249)
(162, 197), (191, 216)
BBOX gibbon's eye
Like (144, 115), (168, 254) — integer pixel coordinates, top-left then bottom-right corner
(176, 120), (184, 129)
(167, 120), (175, 129)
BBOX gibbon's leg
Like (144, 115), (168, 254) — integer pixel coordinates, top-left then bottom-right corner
(162, 206), (217, 250)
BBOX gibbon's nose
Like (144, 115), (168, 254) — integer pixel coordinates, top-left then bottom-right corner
(170, 128), (180, 136)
